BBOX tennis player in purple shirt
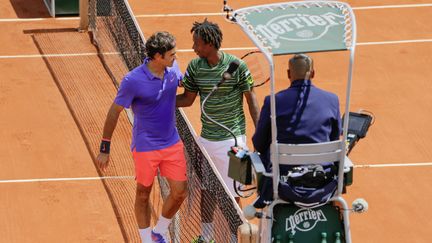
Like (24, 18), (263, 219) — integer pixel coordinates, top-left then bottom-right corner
(96, 32), (186, 243)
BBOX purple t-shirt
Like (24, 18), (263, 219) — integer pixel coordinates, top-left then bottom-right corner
(114, 58), (183, 152)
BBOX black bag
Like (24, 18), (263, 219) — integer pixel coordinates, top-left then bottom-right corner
(283, 164), (336, 188)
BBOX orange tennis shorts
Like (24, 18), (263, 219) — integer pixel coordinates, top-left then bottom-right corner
(132, 140), (187, 186)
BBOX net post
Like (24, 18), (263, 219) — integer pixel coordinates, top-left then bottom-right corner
(79, 0), (89, 31)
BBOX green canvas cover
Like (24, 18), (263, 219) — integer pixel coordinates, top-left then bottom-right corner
(272, 204), (345, 242)
(233, 1), (355, 55)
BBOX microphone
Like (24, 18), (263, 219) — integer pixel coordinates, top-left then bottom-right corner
(216, 60), (240, 88)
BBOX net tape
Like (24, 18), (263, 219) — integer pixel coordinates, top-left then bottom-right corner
(88, 0), (244, 242)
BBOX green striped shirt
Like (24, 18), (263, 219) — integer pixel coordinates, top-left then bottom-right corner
(183, 52), (254, 141)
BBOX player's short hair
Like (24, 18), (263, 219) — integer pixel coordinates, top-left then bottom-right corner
(145, 31), (176, 59)
(191, 18), (223, 50)
(289, 53), (314, 78)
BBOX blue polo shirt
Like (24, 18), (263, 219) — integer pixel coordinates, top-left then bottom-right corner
(252, 79), (342, 170)
(114, 58), (183, 152)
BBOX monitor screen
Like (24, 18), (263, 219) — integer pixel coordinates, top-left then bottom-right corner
(346, 112), (373, 138)
(349, 115), (366, 133)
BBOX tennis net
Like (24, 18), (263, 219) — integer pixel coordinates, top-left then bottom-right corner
(87, 0), (246, 242)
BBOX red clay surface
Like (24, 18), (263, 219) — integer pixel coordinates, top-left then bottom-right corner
(1, 0), (432, 242)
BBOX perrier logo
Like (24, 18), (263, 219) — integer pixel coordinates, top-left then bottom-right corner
(286, 208), (328, 235)
(255, 13), (345, 48)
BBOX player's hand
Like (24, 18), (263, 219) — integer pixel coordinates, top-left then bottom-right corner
(96, 153), (110, 172)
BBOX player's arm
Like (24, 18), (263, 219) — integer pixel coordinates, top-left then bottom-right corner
(244, 89), (260, 127)
(176, 63), (199, 107)
(176, 89), (197, 107)
(239, 60), (260, 127)
(96, 103), (124, 171)
(101, 103), (124, 140)
(252, 96), (271, 153)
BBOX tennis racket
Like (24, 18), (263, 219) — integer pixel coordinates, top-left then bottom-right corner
(241, 50), (270, 88)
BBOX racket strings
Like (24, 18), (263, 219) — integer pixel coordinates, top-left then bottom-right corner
(241, 51), (270, 88)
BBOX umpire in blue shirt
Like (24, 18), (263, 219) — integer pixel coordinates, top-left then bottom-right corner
(252, 53), (342, 206)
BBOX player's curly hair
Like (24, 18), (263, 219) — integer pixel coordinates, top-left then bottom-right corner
(191, 18), (223, 50)
(145, 31), (176, 59)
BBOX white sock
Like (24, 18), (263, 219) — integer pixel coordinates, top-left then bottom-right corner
(139, 228), (152, 243)
(153, 215), (172, 234)
(202, 222), (214, 241)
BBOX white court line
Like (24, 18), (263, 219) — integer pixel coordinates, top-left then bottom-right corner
(135, 12), (224, 18)
(353, 3), (432, 10)
(179, 38), (432, 52)
(356, 39), (432, 46)
(1, 38), (432, 59)
(177, 46), (257, 53)
(0, 52), (119, 59)
(1, 162), (432, 184)
(0, 3), (431, 22)
(134, 3), (432, 18)
(0, 175), (134, 184)
(355, 162), (432, 168)
(0, 17), (79, 22)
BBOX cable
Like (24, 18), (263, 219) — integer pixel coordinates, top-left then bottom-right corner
(201, 88), (238, 147)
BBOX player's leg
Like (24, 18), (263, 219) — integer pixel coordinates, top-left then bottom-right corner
(152, 141), (188, 243)
(133, 149), (159, 243)
(162, 178), (188, 217)
(210, 137), (246, 243)
(198, 136), (247, 242)
(197, 137), (225, 241)
(200, 188), (216, 242)
(151, 178), (187, 243)
(135, 183), (154, 243)
(204, 135), (248, 198)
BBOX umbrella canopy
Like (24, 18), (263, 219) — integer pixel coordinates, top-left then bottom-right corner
(233, 1), (356, 55)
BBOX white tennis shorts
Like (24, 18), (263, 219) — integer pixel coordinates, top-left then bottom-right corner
(199, 135), (248, 197)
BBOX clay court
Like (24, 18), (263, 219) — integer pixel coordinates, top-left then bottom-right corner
(1, 0), (432, 242)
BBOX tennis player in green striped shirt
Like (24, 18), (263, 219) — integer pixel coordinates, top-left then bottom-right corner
(176, 19), (260, 242)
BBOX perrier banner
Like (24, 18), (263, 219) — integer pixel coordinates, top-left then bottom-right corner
(272, 204), (345, 242)
(234, 1), (354, 55)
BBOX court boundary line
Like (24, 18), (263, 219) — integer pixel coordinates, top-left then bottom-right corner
(352, 3), (432, 10)
(134, 3), (432, 18)
(0, 176), (134, 184)
(2, 38), (432, 59)
(0, 3), (431, 22)
(354, 162), (432, 168)
(0, 17), (79, 22)
(0, 52), (120, 59)
(1, 162), (432, 184)
(356, 39), (432, 46)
